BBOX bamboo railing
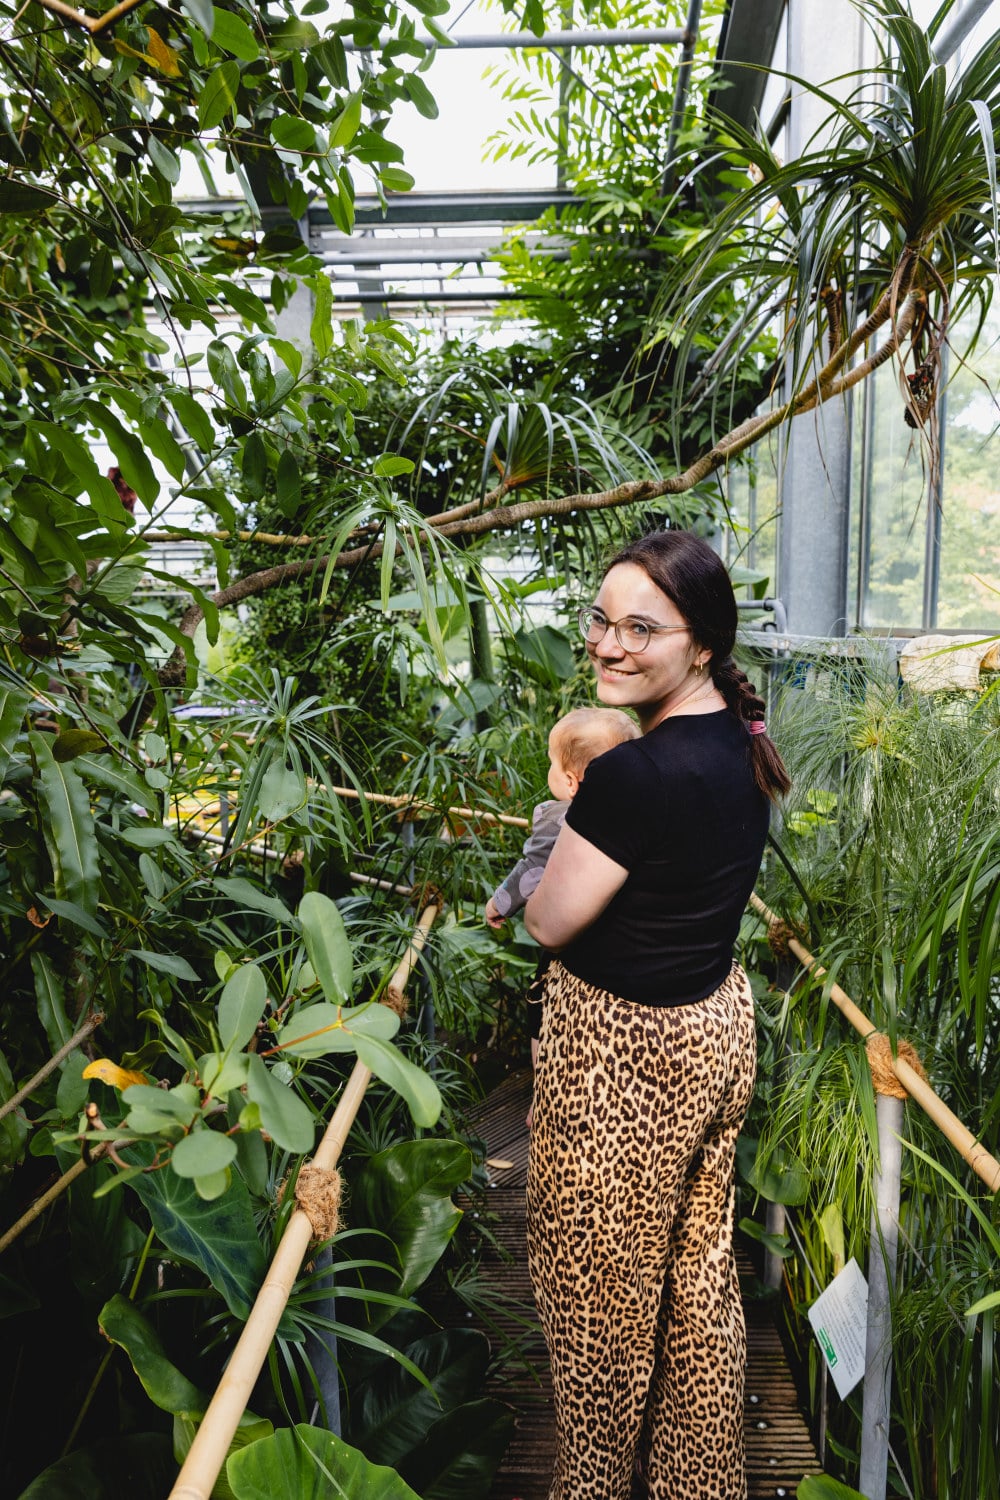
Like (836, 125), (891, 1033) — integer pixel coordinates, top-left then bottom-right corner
(167, 900), (439, 1500)
(749, 892), (1000, 1194)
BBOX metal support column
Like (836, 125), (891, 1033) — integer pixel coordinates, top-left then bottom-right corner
(859, 1091), (904, 1500)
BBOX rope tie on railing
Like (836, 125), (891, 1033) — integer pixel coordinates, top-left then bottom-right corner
(290, 1164), (343, 1243)
(865, 1034), (927, 1099)
(383, 985), (409, 1019)
(763, 915), (801, 958)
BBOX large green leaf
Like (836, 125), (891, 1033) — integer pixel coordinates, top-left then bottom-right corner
(354, 1035), (442, 1129)
(126, 1149), (265, 1320)
(227, 1424), (423, 1500)
(218, 963), (267, 1051)
(347, 1327), (491, 1466)
(274, 1000), (399, 1058)
(99, 1295), (205, 1415)
(31, 731), (100, 915)
(245, 1053), (315, 1154)
(350, 1140), (472, 1309)
(400, 1398), (516, 1500)
(297, 891), (352, 1005)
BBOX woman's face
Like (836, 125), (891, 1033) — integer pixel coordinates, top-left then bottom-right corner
(587, 562), (709, 729)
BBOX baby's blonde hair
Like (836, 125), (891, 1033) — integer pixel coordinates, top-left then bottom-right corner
(549, 707), (639, 779)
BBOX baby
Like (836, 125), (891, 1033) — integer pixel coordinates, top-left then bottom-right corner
(485, 707), (639, 1122)
(485, 706), (639, 929)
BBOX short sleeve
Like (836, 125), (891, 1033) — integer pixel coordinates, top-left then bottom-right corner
(564, 741), (663, 869)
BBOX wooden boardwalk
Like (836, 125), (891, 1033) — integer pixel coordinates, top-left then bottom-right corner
(466, 1068), (823, 1500)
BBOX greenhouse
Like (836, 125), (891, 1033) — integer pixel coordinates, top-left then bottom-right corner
(1, 0), (999, 1497)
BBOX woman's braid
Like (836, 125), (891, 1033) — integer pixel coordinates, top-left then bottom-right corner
(710, 656), (791, 800)
(711, 656), (766, 726)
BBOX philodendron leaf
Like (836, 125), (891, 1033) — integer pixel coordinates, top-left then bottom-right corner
(351, 1140), (472, 1308)
(297, 890), (352, 1005)
(98, 1296), (272, 1493)
(227, 1423), (423, 1500)
(274, 1001), (399, 1058)
(126, 1147), (265, 1320)
(245, 1053), (315, 1154)
(99, 1294), (205, 1415)
(354, 1035), (442, 1129)
(218, 963), (267, 1051)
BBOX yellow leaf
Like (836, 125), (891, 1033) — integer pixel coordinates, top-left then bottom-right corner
(146, 27), (181, 78)
(82, 1058), (149, 1091)
(112, 37), (151, 62)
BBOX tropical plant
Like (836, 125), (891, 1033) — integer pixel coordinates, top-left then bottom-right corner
(748, 658), (1000, 1499)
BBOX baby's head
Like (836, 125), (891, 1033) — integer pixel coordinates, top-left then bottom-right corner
(547, 706), (639, 801)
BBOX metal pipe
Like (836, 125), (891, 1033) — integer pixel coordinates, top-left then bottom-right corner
(342, 27), (685, 52)
(763, 1201), (786, 1290)
(859, 1092), (904, 1500)
(662, 0), (704, 186)
(931, 0), (996, 65)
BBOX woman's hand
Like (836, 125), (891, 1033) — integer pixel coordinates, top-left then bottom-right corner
(524, 824), (628, 950)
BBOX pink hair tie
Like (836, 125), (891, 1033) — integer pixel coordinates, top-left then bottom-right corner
(747, 720), (767, 736)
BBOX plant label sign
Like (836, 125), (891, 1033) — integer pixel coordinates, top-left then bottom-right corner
(807, 1257), (869, 1399)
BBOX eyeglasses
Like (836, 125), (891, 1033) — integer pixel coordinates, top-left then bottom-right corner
(578, 605), (690, 655)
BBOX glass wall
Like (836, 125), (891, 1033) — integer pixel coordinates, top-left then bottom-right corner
(851, 304), (1000, 633)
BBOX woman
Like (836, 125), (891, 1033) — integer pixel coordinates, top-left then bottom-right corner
(524, 529), (789, 1500)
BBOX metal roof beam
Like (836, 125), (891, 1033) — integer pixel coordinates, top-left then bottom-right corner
(342, 27), (686, 51)
(708, 0), (786, 133)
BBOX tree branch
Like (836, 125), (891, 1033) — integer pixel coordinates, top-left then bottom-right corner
(117, 281), (919, 734)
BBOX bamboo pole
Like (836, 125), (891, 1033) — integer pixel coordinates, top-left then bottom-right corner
(325, 784), (530, 830)
(749, 892), (1000, 1194)
(0, 1012), (104, 1123)
(168, 902), (440, 1500)
(0, 1154), (96, 1255)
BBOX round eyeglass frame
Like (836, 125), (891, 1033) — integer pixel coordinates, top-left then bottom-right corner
(577, 606), (691, 655)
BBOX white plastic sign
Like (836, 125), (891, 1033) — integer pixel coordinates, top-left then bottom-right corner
(807, 1257), (869, 1399)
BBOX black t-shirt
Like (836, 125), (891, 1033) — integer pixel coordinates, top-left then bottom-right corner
(561, 709), (769, 1005)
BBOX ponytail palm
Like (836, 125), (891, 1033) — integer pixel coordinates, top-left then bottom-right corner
(646, 0), (1000, 472)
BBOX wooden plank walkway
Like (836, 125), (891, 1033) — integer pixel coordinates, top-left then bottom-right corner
(465, 1068), (823, 1500)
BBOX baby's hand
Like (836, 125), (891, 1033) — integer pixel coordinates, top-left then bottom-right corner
(485, 898), (506, 929)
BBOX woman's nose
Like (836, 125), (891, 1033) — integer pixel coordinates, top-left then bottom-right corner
(592, 624), (624, 658)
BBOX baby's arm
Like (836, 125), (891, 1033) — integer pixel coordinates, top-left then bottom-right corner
(485, 800), (566, 927)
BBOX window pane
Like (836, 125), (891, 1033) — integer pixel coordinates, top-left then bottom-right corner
(938, 306), (1000, 630)
(859, 361), (928, 630)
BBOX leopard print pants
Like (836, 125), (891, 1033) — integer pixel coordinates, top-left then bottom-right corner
(526, 960), (756, 1500)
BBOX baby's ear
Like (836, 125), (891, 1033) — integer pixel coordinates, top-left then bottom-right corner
(564, 769), (581, 797)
